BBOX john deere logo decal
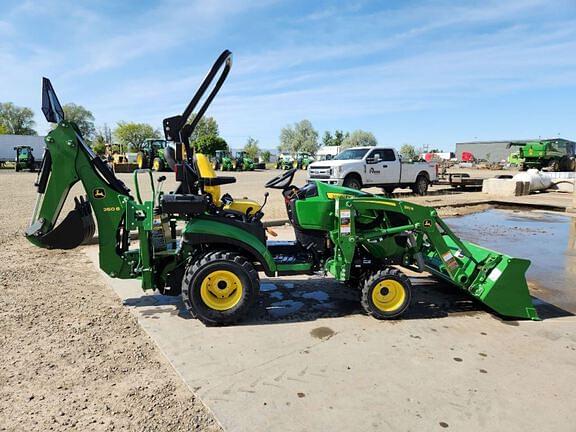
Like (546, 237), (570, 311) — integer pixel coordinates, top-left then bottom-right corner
(93, 188), (106, 199)
(423, 219), (433, 228)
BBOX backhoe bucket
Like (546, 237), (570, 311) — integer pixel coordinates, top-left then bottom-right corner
(425, 236), (538, 320)
(26, 196), (95, 250)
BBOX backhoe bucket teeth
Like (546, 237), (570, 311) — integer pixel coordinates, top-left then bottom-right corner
(26, 196), (95, 250)
(425, 237), (538, 320)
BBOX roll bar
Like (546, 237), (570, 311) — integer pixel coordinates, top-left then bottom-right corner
(162, 50), (233, 161)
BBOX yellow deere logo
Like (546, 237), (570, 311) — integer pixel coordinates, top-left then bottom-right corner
(93, 188), (106, 199)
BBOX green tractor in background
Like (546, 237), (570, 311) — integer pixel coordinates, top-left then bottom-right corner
(26, 52), (538, 327)
(234, 151), (255, 171)
(136, 139), (170, 171)
(295, 152), (314, 170)
(508, 139), (576, 171)
(276, 153), (296, 170)
(213, 149), (234, 171)
(14, 146), (38, 172)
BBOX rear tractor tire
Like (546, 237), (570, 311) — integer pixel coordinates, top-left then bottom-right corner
(343, 175), (362, 190)
(361, 268), (412, 319)
(136, 152), (147, 169)
(182, 251), (259, 326)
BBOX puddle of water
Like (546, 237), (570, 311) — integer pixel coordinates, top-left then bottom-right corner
(446, 209), (576, 313)
(269, 291), (284, 300)
(259, 282), (277, 292)
(301, 290), (330, 302)
(267, 300), (304, 317)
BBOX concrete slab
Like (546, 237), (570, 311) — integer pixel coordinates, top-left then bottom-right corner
(482, 178), (530, 196)
(83, 235), (576, 432)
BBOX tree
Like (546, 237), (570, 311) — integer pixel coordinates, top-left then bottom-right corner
(0, 102), (36, 135)
(399, 144), (418, 160)
(243, 137), (260, 160)
(93, 142), (107, 156)
(62, 103), (95, 141)
(114, 122), (160, 152)
(193, 135), (228, 155)
(322, 131), (334, 147)
(0, 124), (8, 134)
(334, 130), (348, 147)
(341, 130), (377, 149)
(261, 150), (271, 163)
(279, 119), (319, 154)
(188, 115), (219, 143)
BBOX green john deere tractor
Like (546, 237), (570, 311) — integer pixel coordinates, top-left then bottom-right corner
(14, 146), (38, 172)
(508, 139), (576, 172)
(136, 139), (170, 171)
(212, 150), (234, 171)
(234, 151), (255, 171)
(295, 152), (314, 170)
(26, 52), (538, 326)
(276, 153), (295, 170)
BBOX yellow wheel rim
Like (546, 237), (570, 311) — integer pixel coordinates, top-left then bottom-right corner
(137, 153), (144, 168)
(153, 159), (160, 171)
(371, 279), (406, 312)
(200, 270), (243, 311)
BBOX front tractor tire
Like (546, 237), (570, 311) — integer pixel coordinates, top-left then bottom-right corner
(182, 252), (259, 326)
(343, 174), (362, 190)
(361, 268), (412, 319)
(152, 157), (164, 172)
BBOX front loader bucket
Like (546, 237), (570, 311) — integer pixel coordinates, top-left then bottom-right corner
(425, 236), (539, 320)
(26, 196), (95, 250)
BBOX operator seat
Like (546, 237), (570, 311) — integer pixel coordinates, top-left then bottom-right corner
(195, 154), (262, 216)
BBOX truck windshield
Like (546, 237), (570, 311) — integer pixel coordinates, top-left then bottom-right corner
(333, 149), (369, 160)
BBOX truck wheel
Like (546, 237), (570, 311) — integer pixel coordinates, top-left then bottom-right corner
(361, 268), (412, 319)
(343, 175), (362, 190)
(411, 175), (429, 195)
(152, 158), (163, 172)
(182, 251), (259, 326)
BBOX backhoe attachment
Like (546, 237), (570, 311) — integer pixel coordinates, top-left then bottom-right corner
(26, 196), (95, 249)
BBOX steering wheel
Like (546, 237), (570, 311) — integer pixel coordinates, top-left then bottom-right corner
(265, 168), (297, 189)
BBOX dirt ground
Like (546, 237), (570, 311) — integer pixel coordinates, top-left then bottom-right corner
(0, 166), (566, 431)
(0, 171), (221, 431)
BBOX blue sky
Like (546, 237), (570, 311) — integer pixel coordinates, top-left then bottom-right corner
(1, 0), (575, 150)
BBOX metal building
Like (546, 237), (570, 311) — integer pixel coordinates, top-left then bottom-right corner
(455, 138), (574, 163)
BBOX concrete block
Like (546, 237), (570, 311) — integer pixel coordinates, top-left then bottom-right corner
(482, 178), (530, 196)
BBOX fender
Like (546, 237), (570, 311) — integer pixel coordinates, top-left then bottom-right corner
(182, 217), (276, 276)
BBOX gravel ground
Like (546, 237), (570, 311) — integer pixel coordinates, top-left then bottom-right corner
(0, 171), (221, 432)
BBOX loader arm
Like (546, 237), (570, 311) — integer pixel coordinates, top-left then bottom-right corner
(340, 197), (538, 320)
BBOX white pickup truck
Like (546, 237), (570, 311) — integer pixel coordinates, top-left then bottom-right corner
(307, 146), (437, 195)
